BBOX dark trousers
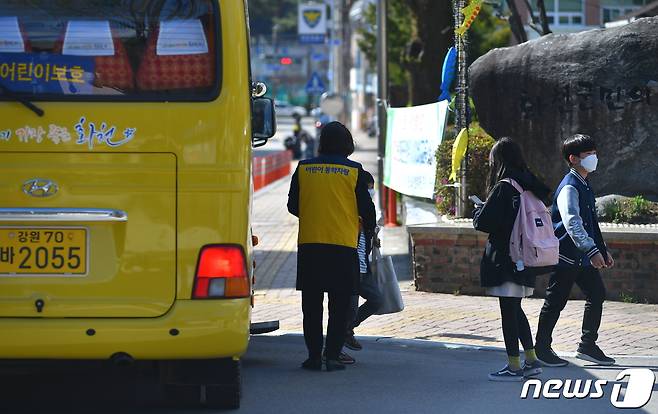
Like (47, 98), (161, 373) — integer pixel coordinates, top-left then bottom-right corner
(302, 289), (351, 360)
(536, 266), (606, 349)
(347, 272), (382, 334)
(499, 297), (534, 357)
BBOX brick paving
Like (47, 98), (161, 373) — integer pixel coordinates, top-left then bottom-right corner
(251, 135), (658, 357)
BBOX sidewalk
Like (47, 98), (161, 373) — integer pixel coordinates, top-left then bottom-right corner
(252, 131), (658, 357)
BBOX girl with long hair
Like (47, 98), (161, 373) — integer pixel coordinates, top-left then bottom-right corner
(473, 137), (552, 381)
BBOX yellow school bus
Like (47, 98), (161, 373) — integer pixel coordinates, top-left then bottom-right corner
(0, 0), (274, 408)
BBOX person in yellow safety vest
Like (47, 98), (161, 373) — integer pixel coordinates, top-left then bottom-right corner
(287, 121), (376, 372)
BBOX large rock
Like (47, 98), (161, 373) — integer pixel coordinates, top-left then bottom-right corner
(470, 17), (658, 197)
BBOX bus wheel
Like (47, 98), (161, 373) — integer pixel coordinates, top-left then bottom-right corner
(205, 359), (241, 409)
(163, 384), (201, 407)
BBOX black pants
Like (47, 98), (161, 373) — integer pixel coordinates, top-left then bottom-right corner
(347, 272), (383, 334)
(499, 297), (534, 357)
(536, 266), (606, 349)
(302, 289), (351, 360)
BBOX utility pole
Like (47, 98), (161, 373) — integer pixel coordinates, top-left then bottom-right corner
(454, 0), (469, 217)
(376, 0), (388, 212)
(328, 0), (336, 93)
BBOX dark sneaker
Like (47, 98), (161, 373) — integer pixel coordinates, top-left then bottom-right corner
(576, 344), (615, 366)
(488, 365), (524, 382)
(338, 351), (356, 365)
(536, 347), (569, 367)
(522, 360), (543, 377)
(301, 358), (322, 371)
(344, 335), (362, 351)
(325, 359), (346, 371)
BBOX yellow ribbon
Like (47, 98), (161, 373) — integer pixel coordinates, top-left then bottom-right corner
(450, 128), (469, 181)
(456, 0), (483, 36)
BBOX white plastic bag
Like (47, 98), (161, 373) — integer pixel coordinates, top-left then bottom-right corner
(372, 244), (404, 315)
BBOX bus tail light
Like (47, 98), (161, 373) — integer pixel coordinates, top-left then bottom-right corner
(193, 245), (249, 299)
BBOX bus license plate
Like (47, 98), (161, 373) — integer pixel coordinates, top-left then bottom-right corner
(0, 228), (87, 276)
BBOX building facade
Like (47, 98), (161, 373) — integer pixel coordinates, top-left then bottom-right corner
(515, 0), (654, 36)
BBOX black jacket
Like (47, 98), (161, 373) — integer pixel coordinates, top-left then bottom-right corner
(287, 155), (376, 293)
(473, 169), (551, 288)
(552, 169), (608, 267)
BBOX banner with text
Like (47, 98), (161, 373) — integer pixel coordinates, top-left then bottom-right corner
(384, 101), (449, 199)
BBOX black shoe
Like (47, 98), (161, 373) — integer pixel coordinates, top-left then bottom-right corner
(576, 344), (615, 366)
(337, 351), (356, 364)
(522, 360), (543, 377)
(344, 335), (362, 351)
(488, 365), (524, 382)
(325, 359), (347, 371)
(301, 358), (322, 371)
(536, 347), (569, 367)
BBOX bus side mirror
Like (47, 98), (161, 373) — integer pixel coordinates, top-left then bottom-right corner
(252, 97), (276, 147)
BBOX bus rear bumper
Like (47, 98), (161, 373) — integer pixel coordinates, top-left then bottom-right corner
(0, 299), (251, 360)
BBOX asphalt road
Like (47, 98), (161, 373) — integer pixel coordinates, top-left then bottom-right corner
(2, 335), (657, 413)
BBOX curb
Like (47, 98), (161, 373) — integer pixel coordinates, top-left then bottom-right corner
(257, 331), (658, 359)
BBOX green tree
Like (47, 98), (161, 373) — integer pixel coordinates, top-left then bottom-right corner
(247, 0), (299, 36)
(357, 1), (414, 106)
(357, 1), (510, 107)
(403, 0), (454, 106)
(468, 5), (511, 65)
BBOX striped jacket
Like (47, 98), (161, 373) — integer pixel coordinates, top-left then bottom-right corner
(552, 168), (607, 267)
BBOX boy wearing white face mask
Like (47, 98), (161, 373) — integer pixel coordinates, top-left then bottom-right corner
(535, 134), (616, 367)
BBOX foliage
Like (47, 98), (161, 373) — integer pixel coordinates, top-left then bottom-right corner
(468, 5), (512, 65)
(620, 292), (639, 304)
(247, 0), (300, 36)
(435, 123), (495, 217)
(357, 1), (414, 92)
(357, 1), (511, 106)
(600, 196), (658, 224)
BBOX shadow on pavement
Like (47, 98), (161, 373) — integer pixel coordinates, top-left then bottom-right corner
(0, 361), (187, 413)
(416, 332), (499, 342)
(0, 335), (656, 413)
(239, 334), (657, 414)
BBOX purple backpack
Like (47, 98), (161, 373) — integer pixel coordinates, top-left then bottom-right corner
(501, 179), (559, 269)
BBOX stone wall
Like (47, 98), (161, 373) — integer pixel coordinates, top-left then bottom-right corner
(409, 223), (658, 303)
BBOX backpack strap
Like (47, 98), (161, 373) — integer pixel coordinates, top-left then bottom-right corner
(500, 178), (524, 194)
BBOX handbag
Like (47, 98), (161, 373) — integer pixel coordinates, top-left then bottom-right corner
(372, 244), (404, 315)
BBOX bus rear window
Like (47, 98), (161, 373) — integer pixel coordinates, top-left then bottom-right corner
(0, 0), (220, 101)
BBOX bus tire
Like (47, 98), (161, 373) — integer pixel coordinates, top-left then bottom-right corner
(204, 359), (241, 409)
(163, 384), (202, 407)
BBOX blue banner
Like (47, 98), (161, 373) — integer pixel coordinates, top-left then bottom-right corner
(0, 53), (95, 95)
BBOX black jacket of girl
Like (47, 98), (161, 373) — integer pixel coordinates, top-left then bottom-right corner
(473, 169), (552, 288)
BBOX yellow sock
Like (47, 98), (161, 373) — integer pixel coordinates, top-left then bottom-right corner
(525, 349), (537, 363)
(508, 355), (521, 371)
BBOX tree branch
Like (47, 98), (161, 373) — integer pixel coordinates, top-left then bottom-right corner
(536, 0), (552, 34)
(528, 22), (543, 35)
(505, 0), (528, 43)
(522, 0), (540, 25)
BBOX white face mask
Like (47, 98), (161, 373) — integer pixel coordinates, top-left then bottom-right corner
(368, 189), (376, 199)
(580, 154), (598, 172)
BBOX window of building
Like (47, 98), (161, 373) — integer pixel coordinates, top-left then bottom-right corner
(601, 0), (650, 22)
(531, 0), (585, 26)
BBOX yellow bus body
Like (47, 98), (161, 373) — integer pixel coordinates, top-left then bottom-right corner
(0, 0), (253, 361)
